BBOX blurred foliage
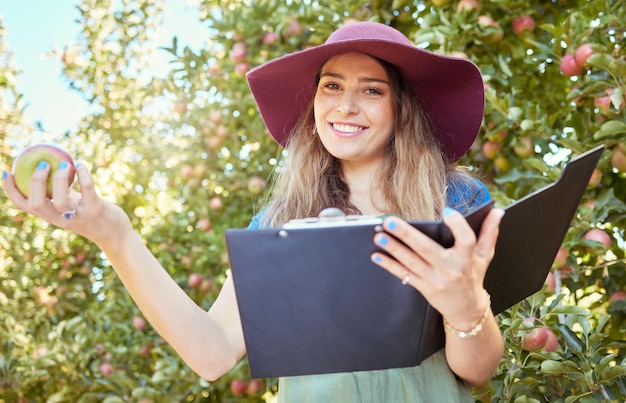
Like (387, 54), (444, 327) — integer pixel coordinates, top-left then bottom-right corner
(1, 0), (625, 401)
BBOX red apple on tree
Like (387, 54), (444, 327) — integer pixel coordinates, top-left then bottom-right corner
(199, 277), (213, 293)
(247, 175), (265, 193)
(594, 95), (612, 115)
(611, 146), (626, 172)
(188, 273), (202, 288)
(209, 196), (222, 211)
(262, 31), (279, 45)
(286, 22), (303, 37)
(230, 379), (248, 396)
(609, 290), (626, 302)
(229, 42), (247, 63)
(456, 0), (480, 12)
(132, 316), (146, 332)
(574, 43), (594, 67)
(587, 168), (602, 189)
(98, 362), (114, 378)
(196, 218), (212, 232)
(560, 54), (583, 76)
(512, 15), (535, 35)
(482, 140), (501, 160)
(514, 137), (534, 158)
(545, 271), (556, 292)
(247, 378), (264, 395)
(605, 88), (625, 113)
(234, 62), (250, 77)
(478, 15), (503, 43)
(209, 109), (222, 124)
(552, 245), (569, 269)
(12, 144), (76, 198)
(543, 328), (559, 352)
(583, 228), (611, 249)
(138, 344), (152, 357)
(521, 319), (548, 351)
(494, 155), (512, 172)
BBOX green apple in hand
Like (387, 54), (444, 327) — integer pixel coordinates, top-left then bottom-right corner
(12, 144), (76, 198)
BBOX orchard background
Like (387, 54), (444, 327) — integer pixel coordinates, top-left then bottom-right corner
(1, 0), (625, 401)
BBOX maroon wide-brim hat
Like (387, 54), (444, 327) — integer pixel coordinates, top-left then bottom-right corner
(246, 21), (484, 163)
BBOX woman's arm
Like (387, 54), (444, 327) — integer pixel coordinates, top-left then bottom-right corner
(3, 162), (246, 381)
(97, 228), (246, 381)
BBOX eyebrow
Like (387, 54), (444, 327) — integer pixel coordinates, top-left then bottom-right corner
(320, 72), (390, 86)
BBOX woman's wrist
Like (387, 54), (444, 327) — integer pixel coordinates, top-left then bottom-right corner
(443, 290), (491, 338)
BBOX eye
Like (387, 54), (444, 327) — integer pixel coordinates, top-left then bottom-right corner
(321, 82), (341, 91)
(364, 87), (384, 96)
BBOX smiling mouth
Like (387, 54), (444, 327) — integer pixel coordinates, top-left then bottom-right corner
(332, 123), (367, 134)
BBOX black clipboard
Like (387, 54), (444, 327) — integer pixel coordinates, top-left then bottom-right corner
(225, 145), (604, 378)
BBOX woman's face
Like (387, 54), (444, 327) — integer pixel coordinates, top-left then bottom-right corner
(313, 53), (395, 170)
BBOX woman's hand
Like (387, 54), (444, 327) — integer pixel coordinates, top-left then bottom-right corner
(371, 207), (504, 328)
(3, 161), (132, 248)
(371, 207), (505, 385)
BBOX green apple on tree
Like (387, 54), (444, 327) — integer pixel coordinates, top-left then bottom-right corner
(11, 144), (76, 198)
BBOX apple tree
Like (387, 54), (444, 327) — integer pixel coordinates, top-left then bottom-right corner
(1, 0), (625, 402)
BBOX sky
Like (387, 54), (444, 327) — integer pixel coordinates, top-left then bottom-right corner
(1, 0), (206, 136)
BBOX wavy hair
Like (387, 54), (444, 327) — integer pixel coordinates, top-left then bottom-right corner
(259, 57), (481, 228)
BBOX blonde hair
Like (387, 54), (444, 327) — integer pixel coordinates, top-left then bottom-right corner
(259, 57), (478, 228)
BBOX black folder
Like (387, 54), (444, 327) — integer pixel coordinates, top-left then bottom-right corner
(225, 145), (604, 378)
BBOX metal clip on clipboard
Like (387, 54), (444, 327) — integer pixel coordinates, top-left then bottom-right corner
(282, 207), (383, 229)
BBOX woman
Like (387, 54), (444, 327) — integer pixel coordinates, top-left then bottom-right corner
(3, 21), (504, 402)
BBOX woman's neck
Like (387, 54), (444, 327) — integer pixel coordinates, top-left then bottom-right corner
(341, 160), (386, 216)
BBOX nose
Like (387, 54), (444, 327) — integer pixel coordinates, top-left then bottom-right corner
(337, 90), (359, 116)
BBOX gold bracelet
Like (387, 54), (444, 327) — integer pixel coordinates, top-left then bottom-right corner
(443, 291), (491, 338)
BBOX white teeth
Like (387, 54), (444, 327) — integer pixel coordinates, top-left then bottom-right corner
(333, 123), (364, 133)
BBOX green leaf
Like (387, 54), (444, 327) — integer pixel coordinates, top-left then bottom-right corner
(557, 324), (585, 353)
(514, 397), (541, 403)
(594, 120), (626, 140)
(587, 53), (625, 77)
(548, 306), (590, 316)
(610, 87), (624, 108)
(596, 315), (611, 333)
(541, 359), (582, 375)
(587, 53), (614, 71)
(497, 54), (513, 77)
(601, 364), (626, 382)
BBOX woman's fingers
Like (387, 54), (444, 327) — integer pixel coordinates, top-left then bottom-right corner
(74, 163), (99, 206)
(51, 161), (77, 212)
(24, 162), (62, 217)
(371, 207), (504, 290)
(2, 170), (29, 208)
(376, 216), (443, 265)
(474, 208), (505, 261)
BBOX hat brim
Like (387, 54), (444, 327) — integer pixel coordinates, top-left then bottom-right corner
(247, 37), (484, 163)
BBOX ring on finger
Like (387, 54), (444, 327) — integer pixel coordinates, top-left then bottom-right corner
(401, 273), (411, 285)
(62, 209), (77, 220)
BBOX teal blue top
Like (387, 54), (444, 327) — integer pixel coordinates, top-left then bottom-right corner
(246, 177), (491, 402)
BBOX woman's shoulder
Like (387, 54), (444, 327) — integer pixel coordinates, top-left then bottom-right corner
(446, 173), (492, 214)
(247, 210), (266, 230)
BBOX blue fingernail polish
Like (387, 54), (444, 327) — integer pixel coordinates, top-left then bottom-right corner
(378, 236), (389, 246)
(76, 162), (84, 168)
(443, 207), (454, 216)
(388, 220), (397, 231)
(2, 171), (7, 180)
(59, 161), (68, 169)
(373, 255), (382, 263)
(37, 161), (48, 170)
